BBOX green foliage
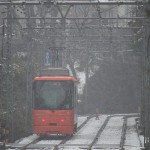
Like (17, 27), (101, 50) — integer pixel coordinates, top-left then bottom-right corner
(0, 51), (40, 140)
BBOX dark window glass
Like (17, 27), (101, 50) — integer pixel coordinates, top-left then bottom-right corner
(33, 80), (73, 110)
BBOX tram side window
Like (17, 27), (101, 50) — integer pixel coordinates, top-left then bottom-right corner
(33, 82), (41, 109)
(74, 84), (77, 110)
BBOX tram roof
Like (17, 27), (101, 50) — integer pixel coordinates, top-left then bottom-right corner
(33, 76), (77, 82)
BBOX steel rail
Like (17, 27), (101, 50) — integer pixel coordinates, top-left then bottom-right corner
(111, 114), (141, 149)
(2, 17), (148, 20)
(76, 115), (94, 132)
(120, 116), (127, 150)
(135, 118), (143, 147)
(0, 1), (148, 6)
(4, 115), (92, 150)
(26, 34), (139, 38)
(21, 26), (143, 30)
(111, 113), (140, 118)
(21, 138), (41, 150)
(4, 136), (41, 150)
(125, 115), (142, 147)
(53, 115), (93, 150)
(4, 115), (141, 149)
(87, 116), (111, 150)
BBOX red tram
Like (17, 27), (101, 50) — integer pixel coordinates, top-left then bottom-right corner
(32, 68), (78, 135)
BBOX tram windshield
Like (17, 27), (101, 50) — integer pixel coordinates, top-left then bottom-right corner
(33, 80), (73, 110)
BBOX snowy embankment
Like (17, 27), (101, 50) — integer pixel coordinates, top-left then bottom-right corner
(124, 117), (143, 150)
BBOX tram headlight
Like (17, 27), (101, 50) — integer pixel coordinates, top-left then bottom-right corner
(41, 118), (46, 122)
(60, 119), (65, 123)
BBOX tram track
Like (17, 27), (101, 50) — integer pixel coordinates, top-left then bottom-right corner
(55, 115), (110, 150)
(112, 114), (139, 150)
(32, 115), (110, 150)
(4, 114), (141, 150)
(53, 115), (93, 150)
(120, 116), (127, 150)
(92, 116), (126, 150)
(87, 116), (111, 150)
(21, 138), (41, 150)
(6, 115), (92, 150)
(124, 116), (143, 149)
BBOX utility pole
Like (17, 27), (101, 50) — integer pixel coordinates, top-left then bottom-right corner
(5, 3), (14, 141)
(84, 40), (90, 114)
(144, 20), (150, 149)
(25, 5), (34, 134)
(0, 63), (2, 104)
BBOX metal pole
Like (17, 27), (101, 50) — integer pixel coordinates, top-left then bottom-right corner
(0, 64), (2, 100)
(25, 11), (34, 134)
(1, 19), (5, 59)
(147, 33), (150, 150)
(0, 1), (148, 6)
(85, 41), (90, 114)
(5, 3), (14, 141)
(2, 16), (149, 20)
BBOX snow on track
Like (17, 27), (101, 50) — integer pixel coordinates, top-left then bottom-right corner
(96, 116), (124, 145)
(6, 114), (143, 150)
(58, 115), (108, 150)
(25, 116), (93, 150)
(17, 134), (39, 145)
(77, 116), (88, 127)
(37, 139), (61, 145)
(31, 116), (89, 146)
(124, 117), (142, 150)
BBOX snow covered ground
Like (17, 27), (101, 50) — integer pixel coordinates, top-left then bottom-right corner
(124, 118), (143, 150)
(95, 116), (124, 146)
(63, 115), (107, 148)
(7, 114), (143, 150)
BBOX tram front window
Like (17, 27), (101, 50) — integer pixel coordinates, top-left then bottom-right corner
(33, 81), (73, 110)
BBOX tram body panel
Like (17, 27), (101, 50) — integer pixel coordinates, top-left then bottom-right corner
(32, 75), (78, 135)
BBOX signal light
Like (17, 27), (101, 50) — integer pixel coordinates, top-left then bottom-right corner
(41, 119), (46, 122)
(60, 119), (64, 123)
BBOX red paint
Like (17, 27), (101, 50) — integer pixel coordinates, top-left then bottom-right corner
(32, 72), (78, 135)
(32, 110), (74, 135)
(33, 76), (77, 82)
